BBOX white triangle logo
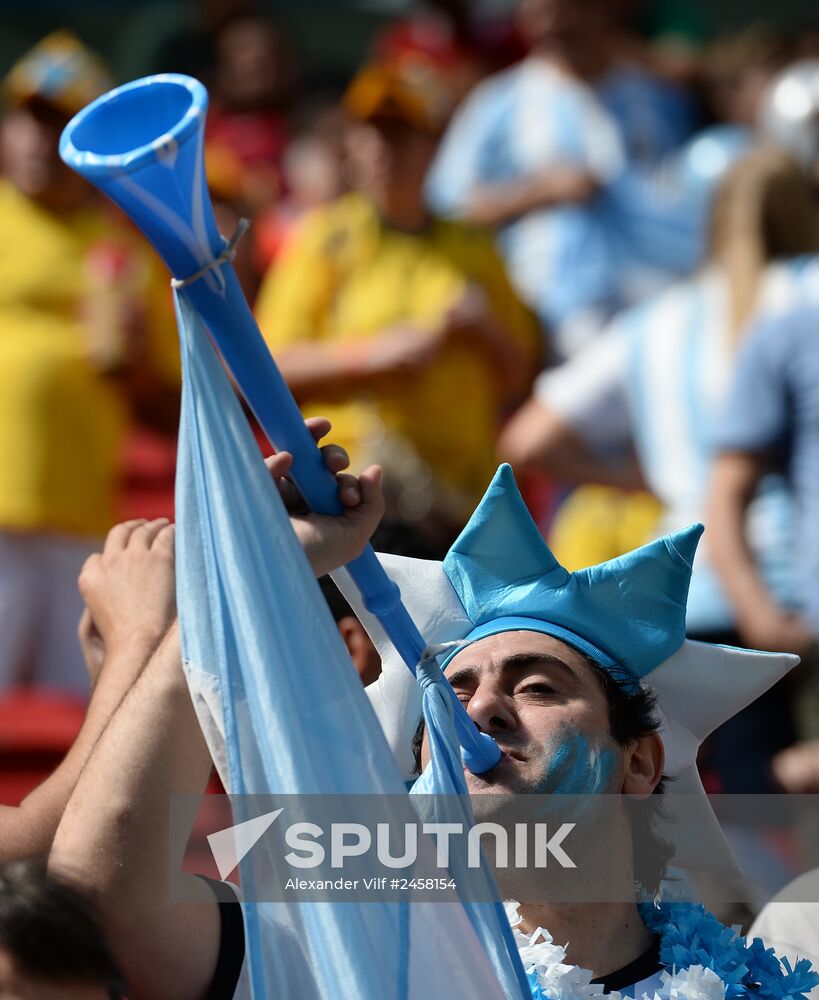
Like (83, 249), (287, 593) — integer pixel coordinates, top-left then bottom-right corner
(207, 808), (283, 880)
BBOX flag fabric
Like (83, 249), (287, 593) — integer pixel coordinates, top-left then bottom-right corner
(173, 290), (519, 999)
(411, 653), (536, 999)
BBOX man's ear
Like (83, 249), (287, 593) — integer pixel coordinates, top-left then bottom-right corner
(622, 731), (664, 798)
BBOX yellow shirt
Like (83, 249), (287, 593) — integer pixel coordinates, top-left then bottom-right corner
(0, 180), (178, 537)
(256, 193), (539, 515)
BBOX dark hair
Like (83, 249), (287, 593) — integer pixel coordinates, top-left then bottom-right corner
(583, 658), (665, 771)
(410, 651), (674, 894)
(0, 860), (127, 997)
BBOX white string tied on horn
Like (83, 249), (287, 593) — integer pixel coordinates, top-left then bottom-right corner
(170, 218), (250, 290)
(418, 639), (471, 666)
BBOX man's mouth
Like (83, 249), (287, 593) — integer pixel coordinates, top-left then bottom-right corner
(461, 747), (529, 776)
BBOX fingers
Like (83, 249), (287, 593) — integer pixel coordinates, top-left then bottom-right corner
(305, 416), (332, 443)
(265, 451), (293, 480)
(129, 518), (172, 549)
(103, 519), (148, 555)
(152, 522), (176, 554)
(77, 606), (102, 646)
(267, 437), (351, 511)
(77, 606), (93, 643)
(320, 443), (350, 475)
(78, 553), (101, 598)
(268, 445), (349, 479)
(335, 473), (361, 508)
(265, 453), (302, 510)
(333, 466), (383, 511)
(357, 465), (384, 514)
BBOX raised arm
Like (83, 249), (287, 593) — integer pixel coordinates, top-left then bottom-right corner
(48, 423), (385, 1000)
(498, 327), (645, 491)
(48, 521), (220, 1000)
(0, 518), (174, 864)
(430, 77), (623, 229)
(463, 166), (601, 229)
(707, 311), (816, 655)
(51, 620), (220, 1000)
(707, 451), (814, 654)
(499, 395), (644, 490)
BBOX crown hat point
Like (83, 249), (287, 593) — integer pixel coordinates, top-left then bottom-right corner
(443, 464), (704, 678)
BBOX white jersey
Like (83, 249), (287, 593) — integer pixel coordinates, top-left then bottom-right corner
(536, 258), (819, 632)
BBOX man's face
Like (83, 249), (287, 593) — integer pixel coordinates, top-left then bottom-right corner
(0, 101), (72, 198)
(517, 0), (609, 51)
(420, 630), (620, 796)
(345, 117), (438, 197)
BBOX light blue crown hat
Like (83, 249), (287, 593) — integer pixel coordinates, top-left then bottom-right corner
(442, 464), (701, 676)
(333, 465), (800, 875)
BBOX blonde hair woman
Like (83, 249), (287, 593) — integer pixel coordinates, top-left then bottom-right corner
(499, 145), (819, 792)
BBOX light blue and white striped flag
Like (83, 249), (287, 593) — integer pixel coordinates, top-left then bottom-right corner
(173, 290), (527, 999)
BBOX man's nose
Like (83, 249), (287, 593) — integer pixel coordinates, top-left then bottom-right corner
(466, 682), (517, 734)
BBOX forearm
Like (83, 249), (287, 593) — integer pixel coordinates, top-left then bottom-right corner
(468, 317), (537, 405)
(706, 456), (786, 627)
(276, 341), (377, 402)
(50, 624), (220, 1000)
(0, 640), (158, 862)
(465, 168), (599, 228)
(498, 400), (645, 490)
(537, 440), (645, 490)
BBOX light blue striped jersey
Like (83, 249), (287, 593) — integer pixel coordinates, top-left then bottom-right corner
(536, 257), (819, 633)
(427, 58), (625, 334)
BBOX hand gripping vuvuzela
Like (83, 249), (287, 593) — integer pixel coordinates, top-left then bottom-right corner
(60, 73), (500, 773)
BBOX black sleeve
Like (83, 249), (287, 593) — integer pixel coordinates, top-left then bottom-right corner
(196, 875), (246, 1000)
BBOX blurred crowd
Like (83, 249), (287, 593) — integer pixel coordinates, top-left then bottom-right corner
(2, 0), (819, 970)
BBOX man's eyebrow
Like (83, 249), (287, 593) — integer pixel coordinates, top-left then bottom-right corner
(445, 652), (578, 688)
(445, 665), (480, 689)
(497, 652), (578, 680)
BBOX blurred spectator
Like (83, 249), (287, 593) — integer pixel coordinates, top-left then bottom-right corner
(0, 32), (179, 694)
(252, 102), (348, 276)
(428, 0), (696, 357)
(593, 6), (699, 166)
(596, 26), (785, 306)
(374, 1), (528, 79)
(598, 123), (751, 318)
(372, 11), (485, 104)
(708, 297), (819, 770)
(500, 146), (819, 791)
(0, 860), (127, 998)
(701, 27), (788, 132)
(149, 0), (259, 83)
(709, 61), (819, 678)
(205, 11), (297, 217)
(255, 60), (540, 540)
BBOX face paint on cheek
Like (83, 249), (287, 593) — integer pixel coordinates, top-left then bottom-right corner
(536, 729), (615, 796)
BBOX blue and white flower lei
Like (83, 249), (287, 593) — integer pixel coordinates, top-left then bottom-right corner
(505, 900), (819, 1000)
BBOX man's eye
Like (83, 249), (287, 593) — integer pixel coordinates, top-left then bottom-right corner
(518, 683), (555, 696)
(456, 693), (471, 704)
